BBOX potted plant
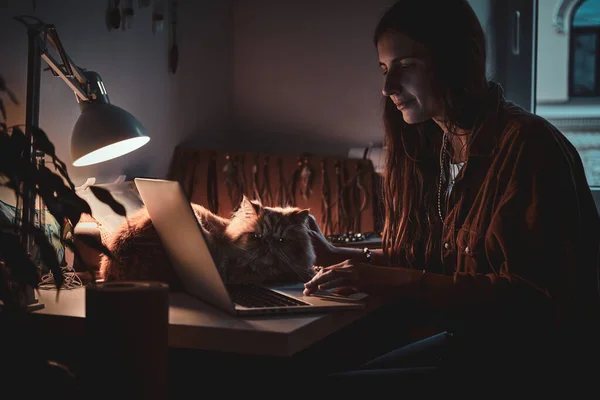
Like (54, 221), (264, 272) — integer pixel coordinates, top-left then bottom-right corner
(0, 73), (126, 394)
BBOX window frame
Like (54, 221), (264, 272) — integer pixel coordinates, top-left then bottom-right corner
(569, 25), (600, 97)
(553, 0), (585, 34)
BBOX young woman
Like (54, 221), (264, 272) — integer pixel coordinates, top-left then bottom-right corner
(305, 0), (600, 391)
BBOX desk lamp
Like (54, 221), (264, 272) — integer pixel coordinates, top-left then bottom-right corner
(14, 16), (150, 309)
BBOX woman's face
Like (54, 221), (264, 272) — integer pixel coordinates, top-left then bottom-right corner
(377, 31), (440, 124)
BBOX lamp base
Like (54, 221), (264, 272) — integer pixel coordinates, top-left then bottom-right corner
(21, 285), (45, 312)
(23, 300), (45, 312)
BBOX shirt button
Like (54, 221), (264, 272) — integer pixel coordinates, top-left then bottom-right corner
(444, 242), (449, 249)
(464, 246), (470, 255)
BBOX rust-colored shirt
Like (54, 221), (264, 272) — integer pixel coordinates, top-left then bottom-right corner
(416, 84), (600, 345)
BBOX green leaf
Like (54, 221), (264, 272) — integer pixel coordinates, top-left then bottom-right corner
(31, 127), (55, 158)
(59, 192), (92, 228)
(9, 126), (27, 156)
(0, 74), (18, 105)
(0, 232), (39, 289)
(0, 99), (5, 122)
(38, 195), (66, 225)
(63, 238), (98, 285)
(89, 185), (127, 217)
(37, 164), (71, 193)
(51, 158), (75, 190)
(73, 233), (114, 260)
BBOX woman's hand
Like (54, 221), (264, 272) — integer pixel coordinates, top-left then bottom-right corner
(303, 259), (371, 296)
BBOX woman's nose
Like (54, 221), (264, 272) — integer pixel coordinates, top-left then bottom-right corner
(382, 75), (400, 97)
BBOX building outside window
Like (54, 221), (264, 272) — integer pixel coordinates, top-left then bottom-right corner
(536, 0), (600, 187)
(570, 0), (600, 97)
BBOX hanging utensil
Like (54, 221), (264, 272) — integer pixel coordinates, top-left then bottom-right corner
(223, 154), (240, 209)
(106, 0), (114, 31)
(168, 0), (178, 73)
(320, 158), (333, 237)
(122, 0), (134, 30)
(260, 155), (273, 206)
(275, 158), (292, 207)
(152, 0), (165, 34)
(120, 0), (126, 31)
(251, 153), (262, 203)
(110, 0), (121, 30)
(207, 152), (219, 214)
(299, 155), (314, 200)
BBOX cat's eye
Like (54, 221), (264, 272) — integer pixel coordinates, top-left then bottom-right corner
(252, 233), (262, 240)
(278, 238), (286, 243)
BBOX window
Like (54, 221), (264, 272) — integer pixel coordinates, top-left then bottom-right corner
(569, 0), (600, 97)
(537, 0), (600, 187)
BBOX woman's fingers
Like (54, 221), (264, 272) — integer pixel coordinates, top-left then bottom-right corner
(303, 278), (348, 295)
(310, 267), (351, 286)
(303, 264), (356, 295)
(304, 269), (329, 289)
(322, 260), (348, 271)
(304, 269), (328, 295)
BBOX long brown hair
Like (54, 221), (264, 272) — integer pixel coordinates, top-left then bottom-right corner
(374, 0), (489, 267)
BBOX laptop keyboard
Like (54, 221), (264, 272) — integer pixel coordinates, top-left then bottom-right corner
(226, 284), (310, 308)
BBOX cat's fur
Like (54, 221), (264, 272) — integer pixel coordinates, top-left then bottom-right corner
(99, 196), (316, 290)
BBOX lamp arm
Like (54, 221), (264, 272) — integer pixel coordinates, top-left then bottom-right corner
(40, 51), (89, 102)
(44, 26), (88, 88)
(41, 25), (89, 102)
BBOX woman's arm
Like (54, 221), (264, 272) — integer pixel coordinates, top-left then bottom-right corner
(306, 214), (389, 266)
(320, 246), (388, 266)
(305, 257), (456, 299)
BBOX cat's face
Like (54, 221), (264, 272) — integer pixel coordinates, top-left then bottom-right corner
(224, 196), (316, 283)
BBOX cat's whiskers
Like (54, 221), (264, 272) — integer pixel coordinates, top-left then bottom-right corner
(275, 248), (312, 282)
(234, 249), (263, 269)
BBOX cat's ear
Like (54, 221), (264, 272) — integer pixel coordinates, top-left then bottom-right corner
(250, 200), (263, 215)
(240, 195), (262, 216)
(292, 209), (310, 225)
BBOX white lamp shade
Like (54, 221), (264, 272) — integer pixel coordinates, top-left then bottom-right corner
(71, 103), (149, 167)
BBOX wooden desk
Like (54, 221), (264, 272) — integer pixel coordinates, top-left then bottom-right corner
(32, 284), (389, 357)
(28, 285), (415, 396)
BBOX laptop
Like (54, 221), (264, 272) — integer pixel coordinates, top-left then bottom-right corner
(133, 178), (366, 316)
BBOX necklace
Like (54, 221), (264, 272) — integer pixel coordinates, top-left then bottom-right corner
(437, 132), (448, 222)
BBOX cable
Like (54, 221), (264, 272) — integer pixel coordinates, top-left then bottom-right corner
(38, 264), (83, 290)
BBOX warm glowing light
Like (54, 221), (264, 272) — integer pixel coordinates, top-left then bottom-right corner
(73, 136), (150, 167)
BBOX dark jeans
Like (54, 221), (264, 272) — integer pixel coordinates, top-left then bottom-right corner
(318, 329), (599, 397)
(320, 331), (456, 395)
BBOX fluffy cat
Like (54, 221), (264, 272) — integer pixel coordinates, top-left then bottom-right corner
(99, 196), (316, 290)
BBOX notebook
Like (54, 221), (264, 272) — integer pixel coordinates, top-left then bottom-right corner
(133, 178), (366, 316)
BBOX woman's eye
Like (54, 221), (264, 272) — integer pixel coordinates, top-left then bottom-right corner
(400, 63), (413, 69)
